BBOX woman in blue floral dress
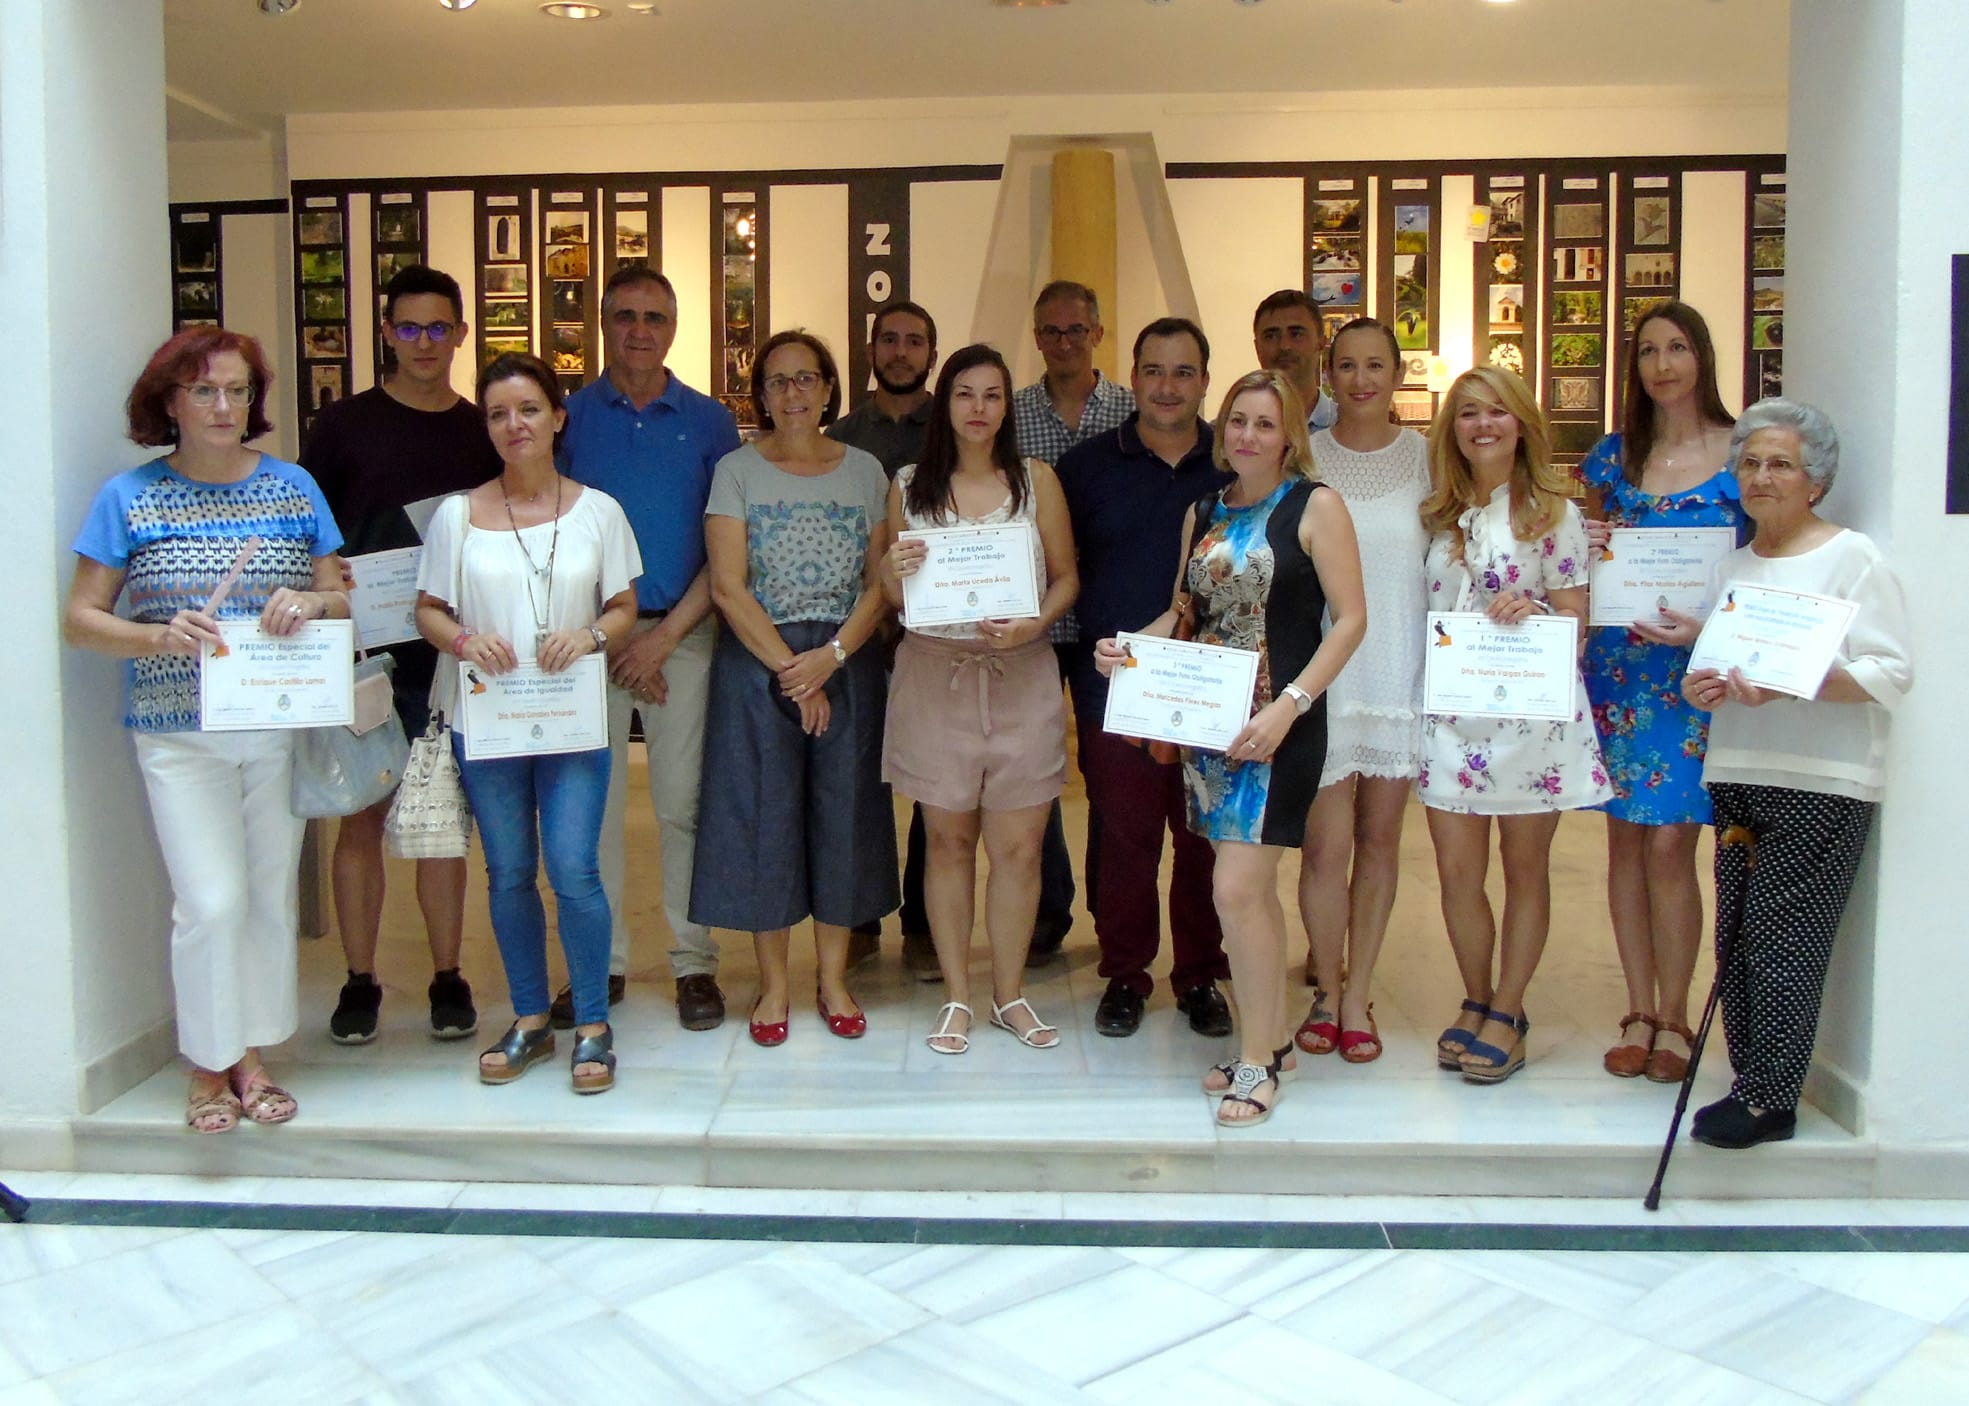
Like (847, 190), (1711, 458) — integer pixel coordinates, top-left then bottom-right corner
(1580, 302), (1744, 1085)
(1419, 368), (1610, 1084)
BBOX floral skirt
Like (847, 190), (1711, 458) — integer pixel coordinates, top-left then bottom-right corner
(1417, 678), (1611, 816)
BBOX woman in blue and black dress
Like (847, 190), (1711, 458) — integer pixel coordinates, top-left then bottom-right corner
(1096, 369), (1364, 1126)
(1580, 302), (1744, 1085)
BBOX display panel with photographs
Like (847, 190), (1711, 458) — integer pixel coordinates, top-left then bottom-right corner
(289, 191), (351, 444)
(1541, 171), (1614, 474)
(476, 188), (534, 370)
(717, 189), (764, 425)
(1303, 175), (1368, 328)
(1377, 177), (1437, 355)
(1471, 172), (1539, 383)
(542, 188), (598, 393)
(171, 207), (222, 332)
(1743, 165), (1788, 404)
(606, 186), (658, 279)
(371, 192), (430, 381)
(1611, 172), (1682, 410)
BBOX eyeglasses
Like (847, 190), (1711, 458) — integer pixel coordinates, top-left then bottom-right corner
(763, 370), (824, 395)
(1035, 323), (1092, 344)
(1736, 454), (1806, 477)
(389, 321), (458, 343)
(179, 382), (256, 408)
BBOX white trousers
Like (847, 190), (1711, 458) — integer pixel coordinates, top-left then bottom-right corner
(600, 617), (718, 978)
(133, 729), (303, 1072)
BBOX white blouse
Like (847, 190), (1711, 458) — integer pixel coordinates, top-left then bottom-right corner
(1701, 528), (1913, 803)
(894, 460), (1050, 643)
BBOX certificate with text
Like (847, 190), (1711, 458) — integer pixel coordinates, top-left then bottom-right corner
(1102, 632), (1260, 754)
(1422, 612), (1579, 721)
(459, 655), (609, 759)
(347, 546), (423, 649)
(199, 620), (356, 731)
(1686, 582), (1859, 699)
(900, 522), (1041, 628)
(1588, 528), (1735, 627)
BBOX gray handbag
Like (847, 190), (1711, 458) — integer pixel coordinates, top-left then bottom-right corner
(291, 652), (411, 819)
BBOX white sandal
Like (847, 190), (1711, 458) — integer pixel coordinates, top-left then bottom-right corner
(926, 1001), (972, 1055)
(990, 996), (1060, 1049)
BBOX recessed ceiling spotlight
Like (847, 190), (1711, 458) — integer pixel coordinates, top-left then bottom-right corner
(627, 1), (658, 10)
(994, 1), (1070, 9)
(437, 0), (477, 10)
(257, 0), (301, 14)
(540, 2), (608, 17)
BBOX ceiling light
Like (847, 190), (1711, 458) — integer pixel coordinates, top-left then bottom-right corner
(437, 0), (477, 10)
(257, 0), (301, 14)
(627, 1), (658, 10)
(994, 1), (1070, 9)
(540, 2), (608, 17)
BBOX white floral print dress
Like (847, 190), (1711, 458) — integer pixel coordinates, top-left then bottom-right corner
(1416, 484), (1611, 815)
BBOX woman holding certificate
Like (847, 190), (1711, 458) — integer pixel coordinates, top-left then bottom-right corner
(416, 354), (641, 1094)
(1671, 399), (1911, 1148)
(1418, 367), (1609, 1084)
(65, 327), (350, 1133)
(1296, 318), (1430, 1066)
(691, 331), (897, 1047)
(882, 344), (1077, 1056)
(1096, 369), (1366, 1125)
(1580, 302), (1743, 1084)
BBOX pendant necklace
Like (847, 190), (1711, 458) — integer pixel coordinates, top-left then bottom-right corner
(502, 474), (561, 652)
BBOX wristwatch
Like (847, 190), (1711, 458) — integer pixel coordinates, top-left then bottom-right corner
(1282, 683), (1313, 715)
(829, 637), (848, 666)
(588, 625), (608, 653)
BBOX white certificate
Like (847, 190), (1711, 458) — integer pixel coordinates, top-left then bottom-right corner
(347, 546), (423, 649)
(1588, 528), (1736, 627)
(199, 620), (355, 731)
(459, 654), (609, 759)
(1686, 582), (1859, 699)
(1423, 611), (1579, 721)
(900, 522), (1040, 628)
(1102, 632), (1261, 754)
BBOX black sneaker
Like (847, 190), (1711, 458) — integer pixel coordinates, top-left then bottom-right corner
(428, 968), (478, 1040)
(329, 972), (381, 1045)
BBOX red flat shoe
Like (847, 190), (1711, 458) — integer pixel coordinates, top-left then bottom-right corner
(1295, 1002), (1339, 1056)
(817, 988), (866, 1040)
(749, 997), (789, 1047)
(1338, 1005), (1381, 1064)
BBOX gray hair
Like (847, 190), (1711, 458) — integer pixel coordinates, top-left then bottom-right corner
(1729, 397), (1841, 491)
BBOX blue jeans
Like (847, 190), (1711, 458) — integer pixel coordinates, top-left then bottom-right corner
(453, 735), (613, 1026)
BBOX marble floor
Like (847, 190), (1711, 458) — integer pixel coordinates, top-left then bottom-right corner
(70, 750), (1886, 1199)
(2, 1174), (1969, 1403)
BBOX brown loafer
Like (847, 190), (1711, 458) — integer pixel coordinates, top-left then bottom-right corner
(1645, 1020), (1694, 1083)
(675, 973), (726, 1031)
(1603, 1012), (1657, 1078)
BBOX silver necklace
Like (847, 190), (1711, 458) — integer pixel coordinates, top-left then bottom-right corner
(502, 474), (560, 651)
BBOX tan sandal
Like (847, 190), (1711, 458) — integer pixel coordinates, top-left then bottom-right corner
(230, 1066), (297, 1125)
(1603, 1012), (1657, 1078)
(186, 1081), (241, 1135)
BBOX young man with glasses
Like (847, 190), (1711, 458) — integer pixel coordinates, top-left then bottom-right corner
(560, 266), (742, 1032)
(302, 264), (500, 1044)
(1010, 280), (1136, 964)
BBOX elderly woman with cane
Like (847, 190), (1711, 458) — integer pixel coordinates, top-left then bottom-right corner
(1648, 399), (1911, 1152)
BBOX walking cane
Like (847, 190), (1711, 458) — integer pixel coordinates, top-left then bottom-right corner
(1644, 823), (1755, 1211)
(0, 1181), (27, 1224)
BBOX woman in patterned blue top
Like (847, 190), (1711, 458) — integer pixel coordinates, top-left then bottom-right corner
(65, 328), (349, 1135)
(1580, 302), (1743, 1085)
(690, 331), (898, 1047)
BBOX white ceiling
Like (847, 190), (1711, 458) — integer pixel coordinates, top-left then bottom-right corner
(164, 0), (1791, 139)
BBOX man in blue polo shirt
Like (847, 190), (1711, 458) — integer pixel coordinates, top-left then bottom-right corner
(1057, 316), (1232, 1040)
(559, 267), (741, 1032)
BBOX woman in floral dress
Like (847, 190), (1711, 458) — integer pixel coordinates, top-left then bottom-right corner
(1418, 367), (1610, 1083)
(1581, 302), (1743, 1085)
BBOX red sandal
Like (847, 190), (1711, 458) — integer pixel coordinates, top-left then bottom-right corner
(1295, 1000), (1339, 1056)
(1337, 1005), (1381, 1064)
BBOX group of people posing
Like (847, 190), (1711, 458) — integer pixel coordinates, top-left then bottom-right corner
(64, 264), (1911, 1149)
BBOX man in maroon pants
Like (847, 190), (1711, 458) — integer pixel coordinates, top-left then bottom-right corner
(1056, 317), (1231, 1038)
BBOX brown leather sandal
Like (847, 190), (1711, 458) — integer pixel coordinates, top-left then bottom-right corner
(1603, 1012), (1657, 1078)
(1645, 1020), (1695, 1083)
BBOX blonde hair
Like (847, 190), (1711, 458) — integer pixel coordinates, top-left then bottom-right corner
(1421, 366), (1568, 550)
(1211, 369), (1320, 482)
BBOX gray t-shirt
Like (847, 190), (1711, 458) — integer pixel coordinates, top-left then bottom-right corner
(705, 440), (888, 624)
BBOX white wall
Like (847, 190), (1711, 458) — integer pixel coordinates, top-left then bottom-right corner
(3, 0), (173, 1149)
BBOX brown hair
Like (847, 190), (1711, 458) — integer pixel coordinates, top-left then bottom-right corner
(1619, 300), (1734, 487)
(126, 327), (275, 446)
(1421, 367), (1568, 552)
(907, 344), (1027, 523)
(1210, 370), (1319, 482)
(476, 352), (567, 454)
(750, 329), (842, 431)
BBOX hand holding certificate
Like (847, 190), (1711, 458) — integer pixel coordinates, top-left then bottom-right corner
(1686, 582), (1858, 698)
(898, 522), (1040, 629)
(1423, 611), (1579, 721)
(1588, 527), (1735, 627)
(459, 654), (608, 759)
(1102, 632), (1260, 753)
(200, 620), (356, 730)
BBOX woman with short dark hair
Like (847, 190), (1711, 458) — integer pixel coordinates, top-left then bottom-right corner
(65, 327), (350, 1133)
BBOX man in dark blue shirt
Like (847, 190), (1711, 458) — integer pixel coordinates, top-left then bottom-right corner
(560, 267), (741, 1032)
(1057, 317), (1231, 1039)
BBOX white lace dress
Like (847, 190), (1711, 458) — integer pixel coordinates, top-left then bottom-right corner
(1310, 427), (1429, 786)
